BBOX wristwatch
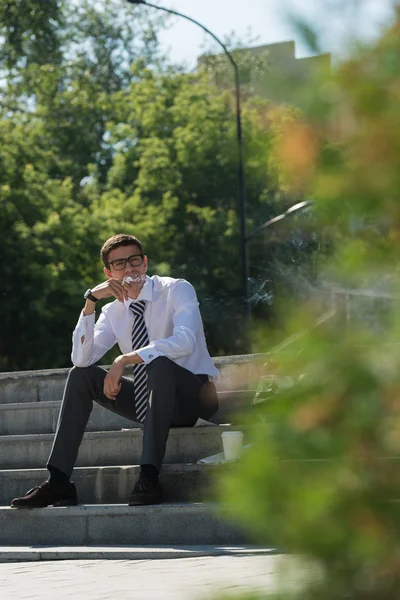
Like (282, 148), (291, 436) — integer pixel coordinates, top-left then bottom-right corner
(84, 289), (99, 303)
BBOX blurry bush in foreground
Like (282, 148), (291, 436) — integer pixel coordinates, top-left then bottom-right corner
(217, 8), (400, 599)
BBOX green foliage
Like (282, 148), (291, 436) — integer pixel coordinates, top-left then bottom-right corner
(87, 66), (278, 355)
(0, 1), (288, 370)
(0, 0), (64, 68)
(217, 9), (400, 599)
(0, 0), (166, 370)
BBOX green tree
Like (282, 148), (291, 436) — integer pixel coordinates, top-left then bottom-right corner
(0, 1), (300, 370)
(0, 0), (165, 371)
(87, 66), (279, 355)
(0, 0), (64, 70)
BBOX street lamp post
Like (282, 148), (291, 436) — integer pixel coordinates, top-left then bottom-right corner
(127, 0), (250, 319)
(246, 201), (313, 241)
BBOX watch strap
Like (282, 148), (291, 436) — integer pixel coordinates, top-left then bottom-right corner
(84, 290), (99, 303)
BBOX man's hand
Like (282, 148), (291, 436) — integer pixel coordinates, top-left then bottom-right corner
(91, 278), (128, 303)
(103, 356), (126, 400)
(103, 353), (144, 400)
(121, 276), (146, 300)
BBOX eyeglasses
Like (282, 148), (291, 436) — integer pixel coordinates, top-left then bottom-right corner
(108, 253), (144, 271)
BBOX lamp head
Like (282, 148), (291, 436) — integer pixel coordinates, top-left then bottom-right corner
(126, 0), (147, 4)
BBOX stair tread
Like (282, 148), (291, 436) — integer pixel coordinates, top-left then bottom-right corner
(0, 501), (239, 519)
(0, 545), (269, 562)
(0, 352), (265, 379)
(0, 463), (217, 473)
(0, 424), (236, 440)
(0, 390), (254, 410)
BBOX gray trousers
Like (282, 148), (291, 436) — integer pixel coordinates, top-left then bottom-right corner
(47, 356), (219, 476)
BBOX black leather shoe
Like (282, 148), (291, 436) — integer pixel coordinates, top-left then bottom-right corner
(128, 477), (162, 506)
(11, 481), (78, 508)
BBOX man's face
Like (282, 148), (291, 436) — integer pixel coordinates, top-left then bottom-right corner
(103, 244), (148, 281)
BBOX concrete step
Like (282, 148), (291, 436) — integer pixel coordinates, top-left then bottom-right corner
(0, 464), (220, 506)
(0, 353), (266, 405)
(0, 400), (135, 436)
(0, 503), (247, 546)
(0, 425), (244, 469)
(0, 545), (272, 563)
(0, 391), (253, 436)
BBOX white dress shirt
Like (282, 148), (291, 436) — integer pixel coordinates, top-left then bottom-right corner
(71, 275), (219, 377)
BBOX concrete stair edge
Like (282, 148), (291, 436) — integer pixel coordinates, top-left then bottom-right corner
(0, 390), (254, 410)
(0, 545), (274, 563)
(0, 503), (248, 546)
(1, 463), (209, 474)
(0, 424), (237, 442)
(0, 425), (247, 470)
(0, 353), (268, 381)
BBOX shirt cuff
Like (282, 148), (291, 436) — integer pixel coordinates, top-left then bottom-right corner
(135, 343), (163, 364)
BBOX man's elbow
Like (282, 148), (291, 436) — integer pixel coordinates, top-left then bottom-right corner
(71, 354), (92, 368)
(177, 328), (196, 356)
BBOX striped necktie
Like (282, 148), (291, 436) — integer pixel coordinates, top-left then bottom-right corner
(130, 300), (149, 423)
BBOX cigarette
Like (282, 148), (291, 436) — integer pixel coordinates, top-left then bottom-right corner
(123, 275), (143, 284)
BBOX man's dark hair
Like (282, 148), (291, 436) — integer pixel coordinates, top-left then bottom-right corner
(101, 234), (144, 267)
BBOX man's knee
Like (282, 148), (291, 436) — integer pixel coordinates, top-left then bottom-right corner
(146, 356), (174, 377)
(66, 365), (103, 392)
(199, 381), (219, 420)
(68, 364), (97, 379)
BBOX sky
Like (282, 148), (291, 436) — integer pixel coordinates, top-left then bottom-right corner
(155, 0), (397, 67)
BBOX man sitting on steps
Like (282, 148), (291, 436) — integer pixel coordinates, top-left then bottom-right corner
(11, 233), (219, 508)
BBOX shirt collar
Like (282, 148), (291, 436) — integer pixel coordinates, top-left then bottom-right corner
(124, 275), (153, 308)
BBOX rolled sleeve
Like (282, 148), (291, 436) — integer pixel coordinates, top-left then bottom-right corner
(71, 309), (116, 367)
(74, 311), (95, 342)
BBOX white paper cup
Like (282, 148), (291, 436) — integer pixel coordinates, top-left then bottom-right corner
(221, 431), (244, 461)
